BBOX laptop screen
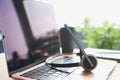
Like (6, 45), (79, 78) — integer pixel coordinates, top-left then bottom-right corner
(0, 0), (60, 74)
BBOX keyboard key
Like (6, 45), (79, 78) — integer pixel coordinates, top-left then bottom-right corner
(21, 56), (78, 80)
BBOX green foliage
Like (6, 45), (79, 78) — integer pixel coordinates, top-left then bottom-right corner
(77, 18), (120, 50)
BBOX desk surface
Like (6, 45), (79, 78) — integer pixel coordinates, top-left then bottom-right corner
(0, 52), (120, 80)
(0, 53), (13, 80)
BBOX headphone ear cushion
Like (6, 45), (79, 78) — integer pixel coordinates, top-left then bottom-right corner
(81, 54), (97, 71)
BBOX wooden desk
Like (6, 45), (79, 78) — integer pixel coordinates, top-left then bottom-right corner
(0, 53), (120, 80)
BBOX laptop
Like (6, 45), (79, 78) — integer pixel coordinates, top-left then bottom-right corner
(0, 0), (79, 80)
(0, 0), (117, 80)
(85, 48), (120, 62)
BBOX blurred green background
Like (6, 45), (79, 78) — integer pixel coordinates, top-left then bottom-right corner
(77, 18), (120, 50)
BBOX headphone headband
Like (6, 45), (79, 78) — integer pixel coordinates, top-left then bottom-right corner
(47, 62), (80, 67)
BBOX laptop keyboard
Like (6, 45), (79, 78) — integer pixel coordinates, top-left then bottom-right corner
(21, 56), (79, 80)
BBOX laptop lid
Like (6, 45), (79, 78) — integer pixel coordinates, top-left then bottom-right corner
(0, 0), (60, 75)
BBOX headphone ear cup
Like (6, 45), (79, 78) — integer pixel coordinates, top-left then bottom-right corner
(81, 54), (97, 71)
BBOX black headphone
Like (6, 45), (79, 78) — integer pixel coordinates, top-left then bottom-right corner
(46, 24), (98, 71)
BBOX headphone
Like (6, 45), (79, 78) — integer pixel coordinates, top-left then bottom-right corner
(46, 24), (98, 71)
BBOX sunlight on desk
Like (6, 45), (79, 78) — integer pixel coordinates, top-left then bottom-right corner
(63, 59), (117, 80)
